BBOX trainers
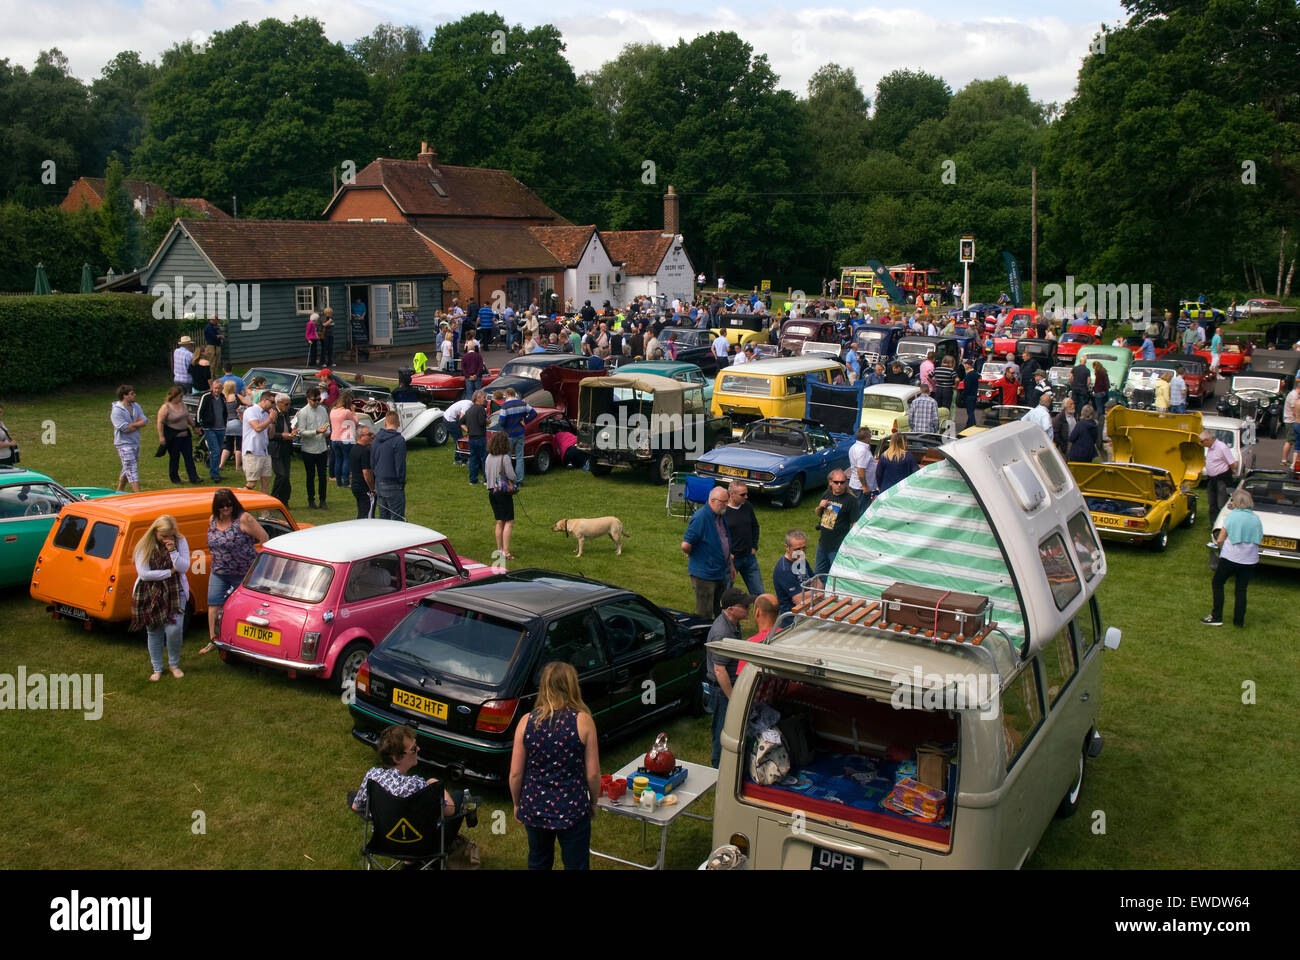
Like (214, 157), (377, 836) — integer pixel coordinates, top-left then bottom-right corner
(1200, 615), (1223, 626)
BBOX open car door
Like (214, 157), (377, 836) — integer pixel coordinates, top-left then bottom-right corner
(541, 364), (609, 419)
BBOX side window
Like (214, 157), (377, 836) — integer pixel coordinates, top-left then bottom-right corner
(786, 374), (806, 396)
(344, 553), (400, 602)
(595, 597), (668, 661)
(536, 611), (607, 682)
(250, 507), (293, 537)
(53, 515), (89, 550)
(83, 522), (120, 560)
(1038, 628), (1078, 707)
(1000, 665), (1044, 769)
(404, 544), (458, 586)
(1066, 511), (1102, 582)
(0, 483), (68, 519)
(1038, 532), (1081, 610)
(1074, 596), (1100, 657)
(683, 387), (704, 415)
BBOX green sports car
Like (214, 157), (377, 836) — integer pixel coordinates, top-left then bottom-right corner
(0, 466), (118, 589)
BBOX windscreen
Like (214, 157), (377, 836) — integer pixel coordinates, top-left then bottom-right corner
(244, 553), (334, 604)
(383, 602), (527, 686)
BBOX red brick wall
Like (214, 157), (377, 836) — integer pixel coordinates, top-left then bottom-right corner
(327, 189), (404, 222)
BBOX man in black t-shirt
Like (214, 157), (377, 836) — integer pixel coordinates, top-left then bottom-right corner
(350, 426), (375, 518)
(813, 470), (859, 578)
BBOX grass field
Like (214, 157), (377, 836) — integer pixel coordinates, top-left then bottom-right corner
(1, 370), (1296, 870)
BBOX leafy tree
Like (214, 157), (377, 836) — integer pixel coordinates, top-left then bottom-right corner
(133, 18), (377, 219)
(0, 202), (99, 291)
(349, 24), (424, 154)
(87, 51), (158, 175)
(0, 49), (94, 205)
(871, 69), (951, 151)
(97, 155), (139, 272)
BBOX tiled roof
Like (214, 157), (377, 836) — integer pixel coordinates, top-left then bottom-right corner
(527, 225), (597, 267)
(175, 220), (448, 281)
(75, 177), (170, 207)
(173, 198), (231, 219)
(416, 224), (563, 271)
(332, 155), (568, 222)
(600, 230), (674, 276)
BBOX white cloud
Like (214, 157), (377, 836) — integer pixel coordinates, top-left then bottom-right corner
(2, 1), (1111, 105)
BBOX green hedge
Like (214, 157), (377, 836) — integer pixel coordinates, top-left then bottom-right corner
(0, 293), (179, 395)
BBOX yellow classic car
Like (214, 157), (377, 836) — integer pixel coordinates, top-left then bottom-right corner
(1068, 408), (1204, 551)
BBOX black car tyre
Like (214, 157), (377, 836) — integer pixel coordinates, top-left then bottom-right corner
(426, 420), (449, 447)
(1055, 738), (1088, 818)
(590, 462), (612, 477)
(1153, 520), (1169, 552)
(783, 476), (804, 509)
(1268, 415), (1280, 439)
(331, 641), (370, 694)
(1183, 496), (1197, 528)
(651, 452), (678, 484)
(533, 445), (553, 475)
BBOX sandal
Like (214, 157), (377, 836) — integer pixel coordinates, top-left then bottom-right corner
(505, 553), (516, 560)
(198, 641), (216, 655)
(169, 666), (184, 679)
(149, 672), (161, 682)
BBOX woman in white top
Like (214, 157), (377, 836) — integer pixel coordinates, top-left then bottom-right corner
(130, 515), (190, 681)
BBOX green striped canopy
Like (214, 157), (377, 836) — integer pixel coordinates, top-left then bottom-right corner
(827, 461), (1026, 652)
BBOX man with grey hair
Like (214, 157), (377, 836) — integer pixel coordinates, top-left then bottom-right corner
(267, 394), (297, 506)
(771, 529), (809, 615)
(1200, 429), (1237, 519)
(1021, 390), (1054, 439)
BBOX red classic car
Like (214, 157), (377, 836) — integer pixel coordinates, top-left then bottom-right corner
(1193, 340), (1249, 374)
(411, 359), (502, 401)
(1055, 324), (1105, 361)
(456, 406), (573, 474)
(1124, 335), (1175, 360)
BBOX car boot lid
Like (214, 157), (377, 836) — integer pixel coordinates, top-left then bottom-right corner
(1106, 407), (1204, 485)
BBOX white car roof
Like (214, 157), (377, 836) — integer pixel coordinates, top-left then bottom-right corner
(262, 520), (449, 563)
(1199, 414), (1249, 431)
(864, 383), (920, 400)
(719, 357), (844, 375)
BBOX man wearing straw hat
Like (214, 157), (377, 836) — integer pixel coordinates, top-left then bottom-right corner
(173, 335), (195, 391)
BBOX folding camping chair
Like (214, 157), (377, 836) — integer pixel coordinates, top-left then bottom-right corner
(351, 779), (469, 870)
(667, 472), (716, 519)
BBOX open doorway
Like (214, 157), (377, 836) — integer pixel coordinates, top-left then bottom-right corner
(347, 285), (371, 360)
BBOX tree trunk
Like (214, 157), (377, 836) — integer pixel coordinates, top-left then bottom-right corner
(1244, 258), (1252, 290)
(1253, 263), (1265, 293)
(1285, 255), (1296, 299)
(1277, 226), (1288, 298)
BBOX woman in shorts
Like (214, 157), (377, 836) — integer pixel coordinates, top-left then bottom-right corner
(199, 488), (269, 654)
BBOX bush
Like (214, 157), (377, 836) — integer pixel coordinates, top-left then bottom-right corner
(0, 293), (180, 395)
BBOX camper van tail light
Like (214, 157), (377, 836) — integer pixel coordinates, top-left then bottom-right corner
(355, 660), (370, 695)
(301, 632), (320, 659)
(729, 833), (750, 856)
(476, 698), (519, 733)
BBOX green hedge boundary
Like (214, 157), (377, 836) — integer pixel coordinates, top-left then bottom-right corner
(0, 293), (180, 395)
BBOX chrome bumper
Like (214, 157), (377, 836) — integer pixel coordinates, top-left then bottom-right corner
(215, 640), (327, 674)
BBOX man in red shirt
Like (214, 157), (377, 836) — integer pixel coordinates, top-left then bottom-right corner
(987, 367), (1020, 406)
(737, 593), (779, 674)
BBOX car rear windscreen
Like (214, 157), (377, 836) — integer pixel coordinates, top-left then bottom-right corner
(244, 553), (333, 603)
(383, 602), (527, 686)
(53, 515), (88, 550)
(83, 522), (119, 559)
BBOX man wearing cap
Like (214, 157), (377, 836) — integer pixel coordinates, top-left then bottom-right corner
(706, 587), (753, 767)
(682, 486), (733, 621)
(173, 336), (194, 391)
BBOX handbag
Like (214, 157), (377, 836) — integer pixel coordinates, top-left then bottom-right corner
(489, 456), (517, 494)
(749, 732), (791, 786)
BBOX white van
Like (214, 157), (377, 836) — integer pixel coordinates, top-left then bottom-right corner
(708, 421), (1121, 868)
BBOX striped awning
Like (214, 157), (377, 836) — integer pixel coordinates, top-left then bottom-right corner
(827, 461), (1026, 653)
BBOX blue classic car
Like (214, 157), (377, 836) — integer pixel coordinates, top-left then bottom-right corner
(693, 418), (853, 508)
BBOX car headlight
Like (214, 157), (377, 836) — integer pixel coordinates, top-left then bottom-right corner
(1228, 396), (1239, 406)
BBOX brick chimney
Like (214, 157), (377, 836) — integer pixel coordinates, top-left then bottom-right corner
(664, 185), (679, 236)
(418, 141), (437, 166)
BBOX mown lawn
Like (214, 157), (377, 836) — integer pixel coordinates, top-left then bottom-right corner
(0, 371), (1296, 869)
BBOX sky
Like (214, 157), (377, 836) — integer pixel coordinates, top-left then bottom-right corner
(1, 0), (1133, 106)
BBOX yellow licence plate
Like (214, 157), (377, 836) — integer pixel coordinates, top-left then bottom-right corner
(1092, 515), (1126, 527)
(237, 622), (280, 645)
(393, 688), (449, 720)
(1262, 536), (1297, 550)
(718, 465), (748, 478)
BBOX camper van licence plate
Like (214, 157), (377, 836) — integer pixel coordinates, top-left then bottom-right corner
(810, 846), (865, 870)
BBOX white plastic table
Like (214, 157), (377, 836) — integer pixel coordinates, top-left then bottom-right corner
(590, 757), (718, 870)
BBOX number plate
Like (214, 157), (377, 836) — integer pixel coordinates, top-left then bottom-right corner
(393, 688), (448, 721)
(1092, 515), (1125, 527)
(1262, 536), (1297, 550)
(236, 622), (280, 646)
(810, 845), (864, 870)
(56, 604), (88, 621)
(718, 465), (748, 478)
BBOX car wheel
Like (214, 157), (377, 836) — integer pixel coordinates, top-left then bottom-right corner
(651, 452), (677, 484)
(686, 662), (709, 717)
(1055, 738), (1088, 818)
(331, 641), (370, 694)
(783, 476), (804, 509)
(426, 420), (449, 447)
(534, 445), (553, 475)
(1183, 495), (1197, 528)
(1269, 415), (1281, 440)
(1153, 520), (1169, 552)
(590, 462), (612, 477)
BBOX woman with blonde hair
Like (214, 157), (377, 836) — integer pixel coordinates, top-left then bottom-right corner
(1154, 370), (1172, 412)
(874, 431), (920, 493)
(330, 390), (357, 487)
(131, 514), (190, 681)
(219, 379), (242, 472)
(509, 661), (600, 870)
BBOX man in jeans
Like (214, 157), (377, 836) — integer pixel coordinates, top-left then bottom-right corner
(195, 377), (227, 482)
(1200, 429), (1238, 518)
(464, 390), (489, 485)
(297, 386), (331, 509)
(681, 487), (733, 620)
(461, 342), (485, 400)
(706, 588), (753, 767)
(496, 388), (536, 485)
(725, 480), (763, 594)
(370, 411), (407, 521)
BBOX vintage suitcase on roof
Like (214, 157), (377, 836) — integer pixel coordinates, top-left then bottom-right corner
(881, 582), (990, 639)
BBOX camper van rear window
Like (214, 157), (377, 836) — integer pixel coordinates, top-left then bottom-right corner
(1066, 511), (1102, 582)
(1039, 533), (1081, 610)
(1002, 460), (1047, 512)
(1033, 445), (1070, 492)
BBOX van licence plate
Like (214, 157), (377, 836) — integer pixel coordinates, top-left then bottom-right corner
(1262, 536), (1296, 550)
(810, 845), (864, 870)
(393, 688), (448, 721)
(236, 622), (280, 646)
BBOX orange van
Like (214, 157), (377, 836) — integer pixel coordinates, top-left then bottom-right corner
(30, 488), (306, 628)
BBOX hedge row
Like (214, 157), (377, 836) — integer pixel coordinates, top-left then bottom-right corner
(0, 293), (180, 395)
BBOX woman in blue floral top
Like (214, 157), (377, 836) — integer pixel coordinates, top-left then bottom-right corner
(509, 662), (601, 869)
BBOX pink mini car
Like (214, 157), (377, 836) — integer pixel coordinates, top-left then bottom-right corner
(216, 519), (492, 691)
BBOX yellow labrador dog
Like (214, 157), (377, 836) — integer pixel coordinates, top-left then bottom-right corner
(552, 517), (627, 557)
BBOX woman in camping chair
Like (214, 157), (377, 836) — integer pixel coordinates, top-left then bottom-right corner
(352, 725), (458, 830)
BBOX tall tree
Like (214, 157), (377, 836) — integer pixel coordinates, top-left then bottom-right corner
(0, 49), (94, 205)
(871, 69), (952, 151)
(349, 24), (424, 155)
(87, 51), (158, 175)
(97, 155), (138, 272)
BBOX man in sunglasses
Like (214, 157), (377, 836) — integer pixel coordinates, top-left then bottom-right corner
(725, 480), (763, 594)
(813, 470), (861, 578)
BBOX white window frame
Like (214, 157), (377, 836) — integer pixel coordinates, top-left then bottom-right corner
(588, 274), (602, 293)
(294, 286), (315, 315)
(346, 218), (364, 223)
(397, 282), (417, 309)
(369, 217), (387, 223)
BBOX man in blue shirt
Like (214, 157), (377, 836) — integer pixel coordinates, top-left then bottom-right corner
(215, 362), (248, 400)
(682, 487), (732, 620)
(771, 529), (809, 615)
(477, 303), (495, 346)
(1141, 334), (1156, 360)
(495, 388), (536, 484)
